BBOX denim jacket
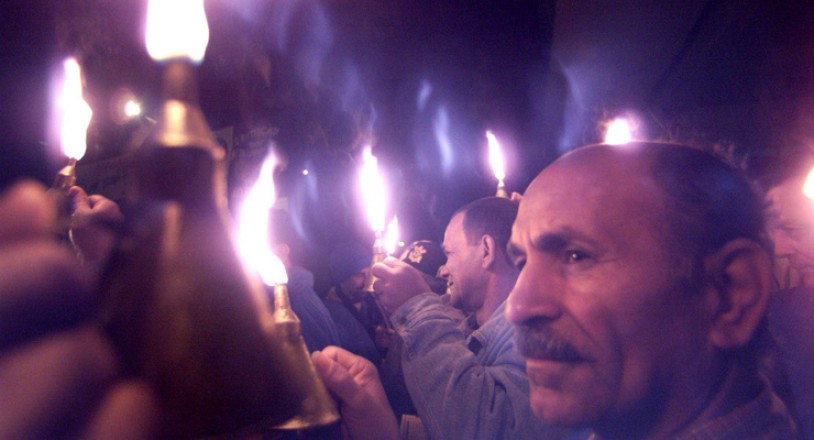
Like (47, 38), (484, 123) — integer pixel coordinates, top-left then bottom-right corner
(391, 293), (559, 440)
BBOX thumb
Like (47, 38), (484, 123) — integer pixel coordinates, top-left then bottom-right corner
(68, 186), (90, 213)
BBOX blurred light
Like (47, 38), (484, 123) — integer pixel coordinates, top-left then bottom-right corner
(604, 118), (633, 145)
(236, 153), (287, 286)
(301, 168), (309, 176)
(486, 131), (506, 181)
(384, 217), (399, 256)
(57, 57), (92, 161)
(804, 166), (814, 200)
(124, 99), (142, 118)
(145, 0), (209, 63)
(360, 147), (387, 234)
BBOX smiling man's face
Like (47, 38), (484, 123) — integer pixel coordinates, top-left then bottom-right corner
(506, 147), (713, 435)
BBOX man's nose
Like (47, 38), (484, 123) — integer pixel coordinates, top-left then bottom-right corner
(438, 264), (450, 280)
(506, 264), (562, 325)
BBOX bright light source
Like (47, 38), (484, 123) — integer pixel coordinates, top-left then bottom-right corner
(486, 131), (506, 182)
(384, 217), (399, 256)
(57, 58), (93, 161)
(360, 147), (387, 234)
(604, 118), (633, 145)
(124, 99), (142, 118)
(804, 166), (814, 201)
(236, 153), (287, 286)
(302, 169), (309, 176)
(145, 0), (210, 63)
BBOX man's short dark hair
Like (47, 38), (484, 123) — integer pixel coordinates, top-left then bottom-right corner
(453, 197), (518, 260)
(644, 143), (770, 261)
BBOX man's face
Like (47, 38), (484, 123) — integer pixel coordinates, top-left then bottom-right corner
(340, 268), (369, 302)
(767, 175), (814, 288)
(441, 213), (487, 313)
(506, 150), (711, 433)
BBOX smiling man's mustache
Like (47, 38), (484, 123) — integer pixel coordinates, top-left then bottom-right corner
(516, 321), (585, 363)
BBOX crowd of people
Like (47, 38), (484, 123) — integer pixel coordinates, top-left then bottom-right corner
(1, 141), (813, 439)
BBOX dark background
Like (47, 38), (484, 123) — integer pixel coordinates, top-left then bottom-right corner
(3, 0), (814, 291)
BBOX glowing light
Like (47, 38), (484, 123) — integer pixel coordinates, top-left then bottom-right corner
(486, 131), (506, 181)
(124, 99), (142, 118)
(236, 153), (287, 286)
(604, 118), (633, 145)
(145, 0), (210, 63)
(804, 167), (814, 201)
(302, 169), (309, 176)
(57, 58), (93, 161)
(360, 147), (387, 233)
(384, 217), (399, 256)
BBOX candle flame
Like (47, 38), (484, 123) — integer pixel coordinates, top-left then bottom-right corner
(486, 131), (506, 182)
(604, 118), (633, 145)
(145, 0), (210, 63)
(237, 153), (287, 286)
(384, 217), (399, 256)
(360, 147), (387, 233)
(57, 58), (92, 161)
(804, 166), (814, 201)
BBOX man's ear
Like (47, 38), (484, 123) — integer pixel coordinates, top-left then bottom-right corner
(480, 235), (497, 269)
(703, 238), (772, 349)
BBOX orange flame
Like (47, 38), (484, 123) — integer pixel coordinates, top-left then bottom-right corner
(486, 131), (506, 182)
(604, 118), (633, 145)
(145, 0), (210, 63)
(236, 153), (287, 286)
(384, 217), (399, 256)
(360, 147), (387, 233)
(57, 58), (92, 161)
(804, 167), (814, 201)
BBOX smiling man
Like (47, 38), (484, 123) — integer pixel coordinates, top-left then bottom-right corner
(506, 142), (798, 439)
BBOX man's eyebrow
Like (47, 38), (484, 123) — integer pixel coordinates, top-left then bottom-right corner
(530, 227), (597, 252)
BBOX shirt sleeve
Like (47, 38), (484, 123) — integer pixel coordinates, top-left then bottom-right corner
(392, 293), (556, 440)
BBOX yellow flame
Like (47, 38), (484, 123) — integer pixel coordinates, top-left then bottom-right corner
(384, 217), (399, 256)
(57, 58), (92, 161)
(486, 131), (506, 181)
(236, 153), (288, 286)
(604, 118), (633, 145)
(145, 0), (210, 63)
(360, 147), (387, 233)
(804, 166), (814, 201)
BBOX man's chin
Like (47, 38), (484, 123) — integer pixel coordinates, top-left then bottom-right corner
(529, 387), (596, 429)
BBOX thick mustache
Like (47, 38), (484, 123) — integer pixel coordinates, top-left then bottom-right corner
(516, 322), (585, 363)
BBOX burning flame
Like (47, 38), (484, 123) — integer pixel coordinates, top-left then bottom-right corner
(57, 58), (92, 161)
(804, 167), (814, 201)
(604, 118), (633, 145)
(145, 0), (210, 63)
(236, 153), (287, 286)
(486, 131), (506, 182)
(360, 147), (387, 233)
(384, 217), (399, 256)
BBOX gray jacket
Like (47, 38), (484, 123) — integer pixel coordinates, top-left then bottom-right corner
(391, 293), (560, 440)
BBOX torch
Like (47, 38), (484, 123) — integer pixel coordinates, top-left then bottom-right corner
(359, 147), (394, 328)
(486, 131), (508, 198)
(236, 153), (339, 431)
(52, 57), (92, 192)
(100, 0), (331, 436)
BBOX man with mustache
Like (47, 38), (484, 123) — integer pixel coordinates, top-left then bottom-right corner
(369, 197), (558, 439)
(506, 142), (798, 439)
(763, 148), (814, 439)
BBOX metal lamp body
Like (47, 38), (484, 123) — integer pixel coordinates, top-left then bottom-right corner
(100, 60), (336, 437)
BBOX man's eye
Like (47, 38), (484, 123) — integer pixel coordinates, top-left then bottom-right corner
(514, 256), (526, 271)
(563, 250), (589, 264)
